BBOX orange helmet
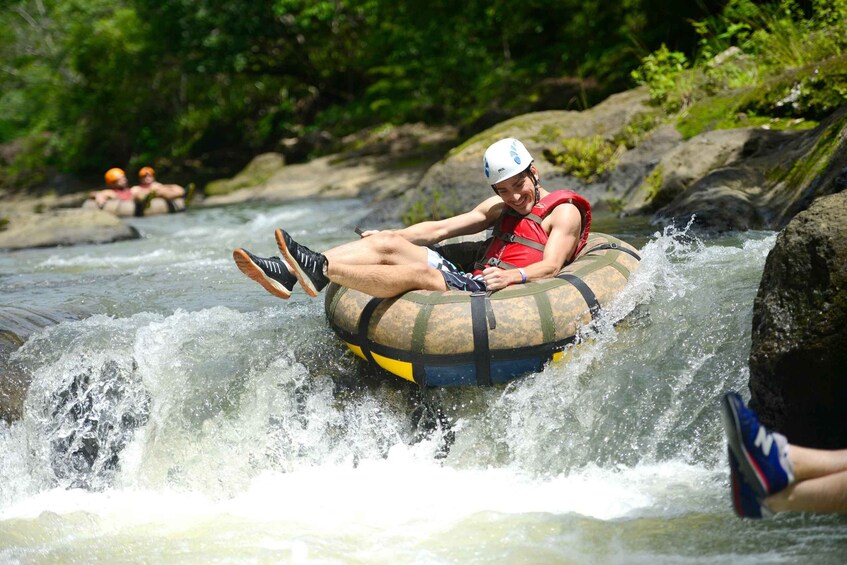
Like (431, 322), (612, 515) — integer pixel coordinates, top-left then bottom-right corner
(138, 166), (155, 178)
(104, 168), (126, 185)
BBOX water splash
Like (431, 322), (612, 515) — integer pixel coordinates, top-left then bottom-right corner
(443, 225), (777, 475)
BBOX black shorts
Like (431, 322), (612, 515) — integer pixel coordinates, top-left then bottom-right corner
(426, 248), (486, 292)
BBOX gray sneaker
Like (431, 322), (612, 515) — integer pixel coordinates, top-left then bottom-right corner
(275, 229), (329, 297)
(233, 248), (297, 299)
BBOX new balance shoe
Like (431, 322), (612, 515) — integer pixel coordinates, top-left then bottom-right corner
(721, 391), (794, 498)
(728, 448), (771, 519)
(275, 229), (329, 297)
(233, 248), (297, 299)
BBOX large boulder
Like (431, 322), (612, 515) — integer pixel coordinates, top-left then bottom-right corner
(749, 191), (847, 448)
(0, 208), (139, 251)
(409, 88), (655, 219)
(653, 108), (847, 231)
(203, 152), (286, 197)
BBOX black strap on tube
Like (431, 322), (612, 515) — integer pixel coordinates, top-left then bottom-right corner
(470, 292), (492, 386)
(556, 274), (601, 319)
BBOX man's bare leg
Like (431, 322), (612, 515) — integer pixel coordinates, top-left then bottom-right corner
(767, 468), (847, 514)
(763, 445), (847, 513)
(323, 231), (429, 267)
(276, 229), (440, 297)
(327, 261), (447, 298)
(790, 445), (847, 481)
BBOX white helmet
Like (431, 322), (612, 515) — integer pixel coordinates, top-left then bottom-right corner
(483, 138), (533, 185)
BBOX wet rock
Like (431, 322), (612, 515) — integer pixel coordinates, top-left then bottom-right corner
(0, 306), (89, 422)
(749, 191), (847, 448)
(0, 208), (139, 251)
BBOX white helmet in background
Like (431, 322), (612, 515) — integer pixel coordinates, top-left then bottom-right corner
(483, 138), (533, 185)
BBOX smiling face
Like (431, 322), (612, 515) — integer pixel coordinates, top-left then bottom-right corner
(492, 167), (537, 215)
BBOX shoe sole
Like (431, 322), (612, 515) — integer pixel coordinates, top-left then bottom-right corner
(720, 393), (769, 498)
(727, 448), (764, 519)
(275, 229), (320, 297)
(233, 249), (291, 299)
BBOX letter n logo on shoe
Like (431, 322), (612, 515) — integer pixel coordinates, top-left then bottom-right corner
(754, 427), (773, 456)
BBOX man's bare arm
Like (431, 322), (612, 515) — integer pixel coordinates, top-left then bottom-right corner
(391, 196), (504, 246)
(527, 203), (581, 278)
(481, 203), (582, 290)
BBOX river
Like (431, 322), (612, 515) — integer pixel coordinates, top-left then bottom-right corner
(1, 199), (845, 563)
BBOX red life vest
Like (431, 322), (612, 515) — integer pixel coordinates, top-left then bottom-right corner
(473, 190), (591, 274)
(114, 188), (135, 201)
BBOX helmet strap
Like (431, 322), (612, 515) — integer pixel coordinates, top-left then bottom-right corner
(527, 169), (540, 204)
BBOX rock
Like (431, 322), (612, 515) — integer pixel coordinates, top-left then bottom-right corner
(0, 305), (88, 423)
(204, 152), (286, 196)
(0, 330), (26, 423)
(410, 88), (655, 219)
(654, 167), (766, 230)
(749, 191), (847, 448)
(650, 128), (755, 211)
(653, 108), (847, 231)
(0, 208), (139, 251)
(201, 124), (459, 212)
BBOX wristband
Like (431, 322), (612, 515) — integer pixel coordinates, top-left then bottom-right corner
(518, 268), (527, 284)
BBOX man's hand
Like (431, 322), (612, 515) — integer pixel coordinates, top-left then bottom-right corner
(481, 266), (518, 291)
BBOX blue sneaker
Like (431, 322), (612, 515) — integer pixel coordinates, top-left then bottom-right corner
(721, 391), (794, 498)
(728, 448), (771, 519)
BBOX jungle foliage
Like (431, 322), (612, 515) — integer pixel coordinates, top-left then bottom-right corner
(0, 0), (723, 190)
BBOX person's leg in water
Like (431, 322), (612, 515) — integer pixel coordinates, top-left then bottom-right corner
(275, 229), (447, 298)
(722, 391), (847, 516)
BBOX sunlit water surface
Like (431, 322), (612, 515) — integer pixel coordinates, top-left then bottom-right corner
(1, 200), (845, 563)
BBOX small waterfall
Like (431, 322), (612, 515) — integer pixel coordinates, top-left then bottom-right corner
(6, 201), (844, 563)
(2, 226), (778, 500)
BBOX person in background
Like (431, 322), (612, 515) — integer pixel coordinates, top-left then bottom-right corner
(721, 391), (847, 517)
(133, 166), (185, 200)
(232, 137), (591, 300)
(90, 168), (141, 207)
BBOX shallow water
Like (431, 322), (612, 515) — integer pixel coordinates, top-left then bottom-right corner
(1, 200), (845, 563)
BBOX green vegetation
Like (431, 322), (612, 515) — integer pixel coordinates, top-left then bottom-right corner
(632, 0), (847, 139)
(402, 190), (461, 225)
(614, 111), (663, 149)
(781, 112), (847, 188)
(640, 165), (665, 207)
(2, 0), (845, 198)
(544, 136), (621, 183)
(630, 45), (692, 111)
(0, 0), (725, 191)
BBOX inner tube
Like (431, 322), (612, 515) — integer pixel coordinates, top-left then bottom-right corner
(82, 197), (186, 217)
(324, 232), (641, 387)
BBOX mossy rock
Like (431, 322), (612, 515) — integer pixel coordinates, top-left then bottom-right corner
(738, 55), (847, 121)
(204, 153), (285, 196)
